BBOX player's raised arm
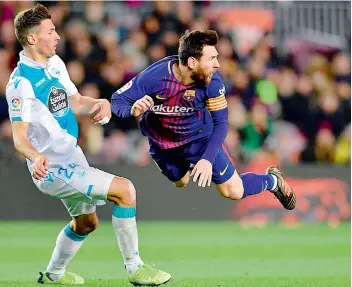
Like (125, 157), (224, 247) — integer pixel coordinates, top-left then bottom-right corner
(52, 56), (111, 124)
(201, 74), (229, 165)
(111, 74), (153, 118)
(6, 78), (49, 180)
(191, 75), (228, 187)
(70, 92), (111, 124)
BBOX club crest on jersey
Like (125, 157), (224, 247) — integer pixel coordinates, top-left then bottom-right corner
(219, 85), (226, 95)
(183, 90), (196, 101)
(48, 86), (69, 117)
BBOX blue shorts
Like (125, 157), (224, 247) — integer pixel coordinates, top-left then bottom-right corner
(149, 137), (236, 185)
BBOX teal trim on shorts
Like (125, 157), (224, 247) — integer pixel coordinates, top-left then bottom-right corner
(51, 173), (85, 196)
(11, 116), (22, 122)
(63, 224), (87, 241)
(87, 185), (93, 197)
(112, 205), (136, 218)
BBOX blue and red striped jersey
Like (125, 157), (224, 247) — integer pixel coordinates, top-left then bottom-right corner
(111, 55), (229, 164)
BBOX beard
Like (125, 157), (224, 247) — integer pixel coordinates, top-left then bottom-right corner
(191, 66), (213, 86)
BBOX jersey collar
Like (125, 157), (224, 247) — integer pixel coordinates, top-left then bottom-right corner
(19, 50), (47, 69)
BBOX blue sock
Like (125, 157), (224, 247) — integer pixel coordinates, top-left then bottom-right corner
(240, 173), (276, 198)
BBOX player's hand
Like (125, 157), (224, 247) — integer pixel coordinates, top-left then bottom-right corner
(190, 159), (212, 187)
(89, 99), (111, 124)
(32, 154), (49, 181)
(131, 96), (154, 117)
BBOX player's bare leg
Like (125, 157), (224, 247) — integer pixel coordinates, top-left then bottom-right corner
(108, 177), (171, 286)
(216, 171), (244, 200)
(173, 172), (190, 188)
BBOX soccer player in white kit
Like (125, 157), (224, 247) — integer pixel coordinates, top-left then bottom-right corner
(6, 4), (171, 286)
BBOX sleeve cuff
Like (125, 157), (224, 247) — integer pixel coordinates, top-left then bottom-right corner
(11, 116), (23, 122)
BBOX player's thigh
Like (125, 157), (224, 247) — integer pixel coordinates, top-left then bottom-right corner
(152, 157), (190, 186)
(212, 145), (244, 199)
(39, 164), (113, 199)
(212, 144), (236, 185)
(35, 162), (114, 216)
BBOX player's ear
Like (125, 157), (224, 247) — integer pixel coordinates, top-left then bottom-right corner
(27, 32), (36, 45)
(27, 26), (39, 46)
(187, 57), (197, 70)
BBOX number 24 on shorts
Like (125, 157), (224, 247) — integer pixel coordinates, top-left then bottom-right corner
(57, 163), (80, 180)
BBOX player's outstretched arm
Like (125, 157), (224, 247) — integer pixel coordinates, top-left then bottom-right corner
(130, 95), (154, 117)
(111, 74), (154, 118)
(69, 93), (111, 124)
(11, 121), (49, 180)
(191, 77), (229, 187)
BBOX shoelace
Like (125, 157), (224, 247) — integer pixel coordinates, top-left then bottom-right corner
(139, 264), (159, 278)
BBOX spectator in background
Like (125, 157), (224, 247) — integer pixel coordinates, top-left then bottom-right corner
(314, 88), (345, 139)
(332, 52), (351, 125)
(334, 124), (351, 165)
(120, 30), (148, 73)
(0, 46), (10, 138)
(84, 1), (109, 36)
(301, 122), (337, 163)
(0, 2), (14, 25)
(240, 100), (272, 161)
(279, 73), (316, 139)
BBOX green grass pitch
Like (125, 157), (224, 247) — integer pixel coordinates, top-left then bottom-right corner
(0, 221), (350, 287)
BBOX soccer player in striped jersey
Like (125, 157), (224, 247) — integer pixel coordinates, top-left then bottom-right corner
(112, 30), (296, 211)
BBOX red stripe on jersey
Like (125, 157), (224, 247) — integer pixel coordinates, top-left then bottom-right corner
(222, 144), (235, 166)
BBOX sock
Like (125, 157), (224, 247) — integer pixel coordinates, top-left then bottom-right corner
(46, 224), (87, 280)
(240, 173), (277, 198)
(112, 205), (143, 274)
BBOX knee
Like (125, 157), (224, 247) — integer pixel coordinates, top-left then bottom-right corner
(120, 178), (136, 206)
(173, 172), (190, 188)
(217, 174), (244, 200)
(73, 217), (99, 235)
(173, 176), (189, 188)
(109, 177), (136, 206)
(84, 217), (99, 233)
(222, 185), (244, 200)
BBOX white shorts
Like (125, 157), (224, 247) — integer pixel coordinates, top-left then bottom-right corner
(32, 146), (115, 217)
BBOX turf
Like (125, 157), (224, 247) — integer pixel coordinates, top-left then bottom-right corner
(0, 221), (350, 287)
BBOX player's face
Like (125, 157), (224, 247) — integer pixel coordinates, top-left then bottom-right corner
(193, 45), (220, 85)
(34, 19), (60, 58)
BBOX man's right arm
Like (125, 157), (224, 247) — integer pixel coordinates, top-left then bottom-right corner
(6, 77), (48, 179)
(11, 121), (40, 161)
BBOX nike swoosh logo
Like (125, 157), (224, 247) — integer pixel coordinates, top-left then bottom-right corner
(220, 164), (229, 176)
(156, 95), (167, 100)
(262, 181), (268, 191)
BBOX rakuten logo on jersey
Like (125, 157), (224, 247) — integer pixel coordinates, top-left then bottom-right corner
(150, 104), (194, 115)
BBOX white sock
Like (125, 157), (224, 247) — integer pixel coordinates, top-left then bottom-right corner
(46, 224), (87, 281)
(112, 205), (143, 274)
(270, 175), (278, 191)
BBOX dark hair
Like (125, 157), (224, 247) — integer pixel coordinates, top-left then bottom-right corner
(14, 3), (51, 46)
(178, 30), (219, 65)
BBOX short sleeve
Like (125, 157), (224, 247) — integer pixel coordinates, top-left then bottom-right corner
(6, 77), (35, 123)
(49, 55), (78, 97)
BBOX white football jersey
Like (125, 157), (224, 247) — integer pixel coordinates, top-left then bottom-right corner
(6, 51), (79, 167)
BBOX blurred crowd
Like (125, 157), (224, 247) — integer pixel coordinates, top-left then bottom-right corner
(0, 1), (350, 166)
